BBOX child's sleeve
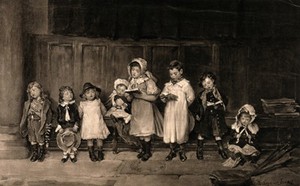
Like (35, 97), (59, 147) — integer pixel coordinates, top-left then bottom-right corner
(185, 83), (195, 106)
(99, 99), (107, 115)
(146, 79), (160, 95)
(78, 102), (83, 118)
(189, 93), (204, 120)
(160, 84), (168, 103)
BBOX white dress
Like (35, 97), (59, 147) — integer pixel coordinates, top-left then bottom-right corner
(79, 99), (110, 140)
(161, 79), (195, 144)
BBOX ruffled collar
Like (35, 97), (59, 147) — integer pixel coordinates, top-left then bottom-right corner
(60, 100), (75, 107)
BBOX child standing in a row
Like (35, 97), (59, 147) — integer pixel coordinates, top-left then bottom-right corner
(127, 58), (163, 161)
(79, 82), (110, 162)
(160, 60), (195, 162)
(192, 72), (228, 160)
(20, 81), (52, 162)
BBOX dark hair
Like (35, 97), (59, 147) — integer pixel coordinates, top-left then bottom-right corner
(199, 72), (217, 86)
(59, 86), (75, 103)
(130, 62), (141, 69)
(237, 111), (251, 120)
(168, 60), (183, 71)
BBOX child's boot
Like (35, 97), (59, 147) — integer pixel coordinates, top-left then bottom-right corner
(30, 144), (38, 162)
(179, 144), (187, 162)
(137, 140), (145, 159)
(165, 144), (177, 161)
(141, 141), (152, 161)
(88, 146), (97, 162)
(61, 153), (69, 163)
(70, 153), (77, 163)
(97, 147), (104, 161)
(196, 140), (204, 160)
(216, 140), (228, 159)
(38, 144), (45, 162)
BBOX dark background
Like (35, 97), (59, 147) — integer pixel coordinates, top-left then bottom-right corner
(47, 0), (300, 113)
(1, 0), (300, 125)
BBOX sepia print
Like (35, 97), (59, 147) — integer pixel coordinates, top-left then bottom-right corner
(0, 0), (299, 185)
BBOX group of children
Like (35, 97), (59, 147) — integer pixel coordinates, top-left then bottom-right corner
(19, 58), (260, 167)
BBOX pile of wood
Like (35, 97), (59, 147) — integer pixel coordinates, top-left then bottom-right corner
(261, 98), (299, 116)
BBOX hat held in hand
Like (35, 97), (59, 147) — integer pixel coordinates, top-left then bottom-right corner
(56, 128), (81, 152)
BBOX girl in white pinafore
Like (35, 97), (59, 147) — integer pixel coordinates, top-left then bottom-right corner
(160, 60), (195, 162)
(79, 82), (110, 162)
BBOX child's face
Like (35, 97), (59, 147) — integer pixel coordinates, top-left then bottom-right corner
(29, 86), (41, 99)
(240, 114), (251, 126)
(62, 90), (73, 102)
(131, 66), (141, 78)
(202, 77), (215, 90)
(85, 89), (96, 101)
(169, 68), (183, 82)
(116, 85), (126, 96)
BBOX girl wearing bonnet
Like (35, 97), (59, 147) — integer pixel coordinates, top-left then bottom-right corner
(223, 104), (260, 168)
(127, 58), (163, 161)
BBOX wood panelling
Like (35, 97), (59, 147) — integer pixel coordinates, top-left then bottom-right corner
(150, 46), (180, 89)
(31, 36), (217, 111)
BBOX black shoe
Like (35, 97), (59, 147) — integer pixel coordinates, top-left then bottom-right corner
(38, 145), (45, 162)
(179, 150), (187, 162)
(70, 157), (77, 163)
(196, 140), (204, 160)
(165, 148), (176, 161)
(30, 144), (38, 162)
(141, 153), (151, 161)
(88, 146), (97, 162)
(216, 140), (228, 159)
(61, 156), (69, 163)
(137, 140), (145, 159)
(141, 141), (152, 161)
(98, 150), (104, 161)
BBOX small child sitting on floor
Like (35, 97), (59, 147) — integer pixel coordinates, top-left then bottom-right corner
(223, 104), (260, 168)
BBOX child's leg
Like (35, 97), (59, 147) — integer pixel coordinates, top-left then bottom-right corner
(87, 139), (97, 162)
(178, 143), (187, 162)
(29, 141), (39, 162)
(69, 149), (77, 163)
(96, 139), (104, 161)
(141, 136), (152, 161)
(215, 136), (228, 159)
(197, 134), (205, 160)
(165, 143), (177, 161)
(61, 151), (68, 163)
(137, 137), (146, 159)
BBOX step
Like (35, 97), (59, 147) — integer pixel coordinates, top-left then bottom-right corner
(0, 124), (19, 134)
(0, 134), (21, 141)
(0, 147), (29, 159)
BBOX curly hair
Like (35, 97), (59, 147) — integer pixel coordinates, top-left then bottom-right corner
(58, 86), (75, 103)
(198, 72), (217, 86)
(26, 81), (47, 101)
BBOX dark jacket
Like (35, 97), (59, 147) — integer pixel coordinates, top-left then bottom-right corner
(57, 103), (80, 129)
(19, 99), (52, 137)
(190, 89), (228, 138)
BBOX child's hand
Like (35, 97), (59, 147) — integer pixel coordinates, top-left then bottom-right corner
(195, 115), (201, 121)
(73, 125), (79, 132)
(55, 125), (62, 133)
(115, 98), (125, 106)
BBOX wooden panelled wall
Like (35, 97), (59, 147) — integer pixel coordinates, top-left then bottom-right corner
(30, 35), (219, 110)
